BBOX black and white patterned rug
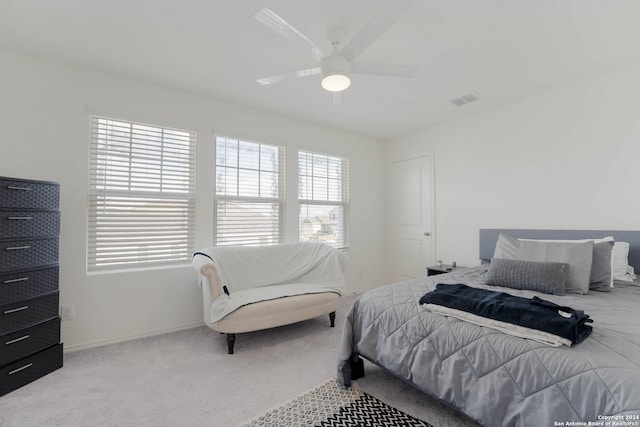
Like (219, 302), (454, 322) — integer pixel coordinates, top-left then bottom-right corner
(243, 379), (433, 427)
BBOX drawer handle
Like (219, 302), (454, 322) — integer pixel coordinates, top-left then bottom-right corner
(9, 363), (33, 375)
(3, 306), (28, 314)
(8, 216), (33, 220)
(5, 246), (31, 251)
(7, 186), (33, 191)
(5, 335), (30, 345)
(3, 277), (29, 284)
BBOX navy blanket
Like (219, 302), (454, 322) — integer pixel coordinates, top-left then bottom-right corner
(419, 283), (592, 345)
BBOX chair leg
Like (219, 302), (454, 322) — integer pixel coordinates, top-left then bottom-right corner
(227, 333), (236, 354)
(329, 311), (336, 327)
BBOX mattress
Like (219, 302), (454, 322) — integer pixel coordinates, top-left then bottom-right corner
(337, 266), (640, 427)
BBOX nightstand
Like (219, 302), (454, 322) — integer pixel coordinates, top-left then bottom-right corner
(426, 264), (466, 276)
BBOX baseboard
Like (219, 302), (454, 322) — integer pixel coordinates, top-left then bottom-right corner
(63, 321), (205, 353)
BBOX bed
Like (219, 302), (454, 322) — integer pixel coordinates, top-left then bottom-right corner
(337, 229), (640, 427)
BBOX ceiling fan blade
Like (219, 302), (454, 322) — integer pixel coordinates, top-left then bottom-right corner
(256, 74), (285, 86)
(257, 67), (321, 86)
(338, 0), (414, 60)
(351, 62), (419, 78)
(254, 8), (324, 61)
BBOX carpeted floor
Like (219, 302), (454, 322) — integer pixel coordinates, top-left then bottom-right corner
(0, 294), (480, 427)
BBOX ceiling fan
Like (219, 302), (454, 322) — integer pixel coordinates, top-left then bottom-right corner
(254, 0), (419, 99)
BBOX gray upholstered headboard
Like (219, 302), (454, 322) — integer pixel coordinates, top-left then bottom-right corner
(479, 229), (640, 273)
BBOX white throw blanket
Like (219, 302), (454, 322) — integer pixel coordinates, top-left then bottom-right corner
(423, 303), (572, 347)
(194, 242), (346, 323)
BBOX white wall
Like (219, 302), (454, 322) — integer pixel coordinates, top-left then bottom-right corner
(388, 65), (640, 269)
(0, 49), (387, 351)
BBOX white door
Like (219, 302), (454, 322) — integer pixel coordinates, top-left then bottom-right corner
(389, 155), (434, 281)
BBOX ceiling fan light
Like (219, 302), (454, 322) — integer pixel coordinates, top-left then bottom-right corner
(320, 56), (351, 92)
(321, 72), (351, 92)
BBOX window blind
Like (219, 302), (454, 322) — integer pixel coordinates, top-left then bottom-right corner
(298, 150), (349, 249)
(88, 116), (195, 271)
(215, 136), (285, 246)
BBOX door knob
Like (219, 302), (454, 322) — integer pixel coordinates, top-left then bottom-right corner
(424, 232), (430, 236)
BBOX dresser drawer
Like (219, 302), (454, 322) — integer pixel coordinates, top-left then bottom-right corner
(0, 318), (60, 366)
(0, 291), (59, 335)
(0, 265), (59, 304)
(0, 343), (63, 397)
(0, 178), (59, 210)
(0, 211), (60, 239)
(0, 238), (58, 271)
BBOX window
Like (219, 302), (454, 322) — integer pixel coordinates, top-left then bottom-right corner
(298, 150), (349, 248)
(215, 136), (285, 246)
(88, 116), (195, 271)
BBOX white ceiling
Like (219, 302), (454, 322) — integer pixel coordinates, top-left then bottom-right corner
(2, 0), (640, 140)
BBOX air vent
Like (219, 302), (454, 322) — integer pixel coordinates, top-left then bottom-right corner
(450, 92), (480, 107)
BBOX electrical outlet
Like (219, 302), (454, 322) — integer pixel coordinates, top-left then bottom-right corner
(60, 305), (75, 321)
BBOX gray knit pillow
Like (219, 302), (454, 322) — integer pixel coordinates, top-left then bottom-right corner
(484, 258), (570, 295)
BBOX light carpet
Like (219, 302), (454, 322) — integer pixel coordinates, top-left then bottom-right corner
(242, 379), (432, 427)
(0, 294), (480, 427)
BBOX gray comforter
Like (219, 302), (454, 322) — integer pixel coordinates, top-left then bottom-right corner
(337, 266), (640, 427)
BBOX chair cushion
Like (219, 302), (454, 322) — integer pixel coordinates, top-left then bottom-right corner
(210, 292), (340, 333)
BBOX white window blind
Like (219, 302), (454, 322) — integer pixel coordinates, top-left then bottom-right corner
(215, 136), (285, 246)
(88, 116), (195, 271)
(298, 150), (349, 249)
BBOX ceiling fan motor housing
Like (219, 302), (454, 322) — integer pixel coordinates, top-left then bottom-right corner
(321, 56), (351, 91)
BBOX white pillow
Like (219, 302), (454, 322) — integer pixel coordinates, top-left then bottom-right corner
(612, 242), (637, 282)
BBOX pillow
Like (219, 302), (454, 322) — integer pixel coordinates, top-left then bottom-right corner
(484, 258), (569, 295)
(612, 242), (637, 282)
(493, 233), (593, 294)
(589, 240), (614, 291)
(520, 237), (614, 290)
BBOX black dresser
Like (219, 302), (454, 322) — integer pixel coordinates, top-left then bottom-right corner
(0, 176), (63, 396)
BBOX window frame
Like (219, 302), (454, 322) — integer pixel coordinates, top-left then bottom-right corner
(214, 136), (286, 246)
(297, 149), (350, 249)
(87, 115), (196, 272)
